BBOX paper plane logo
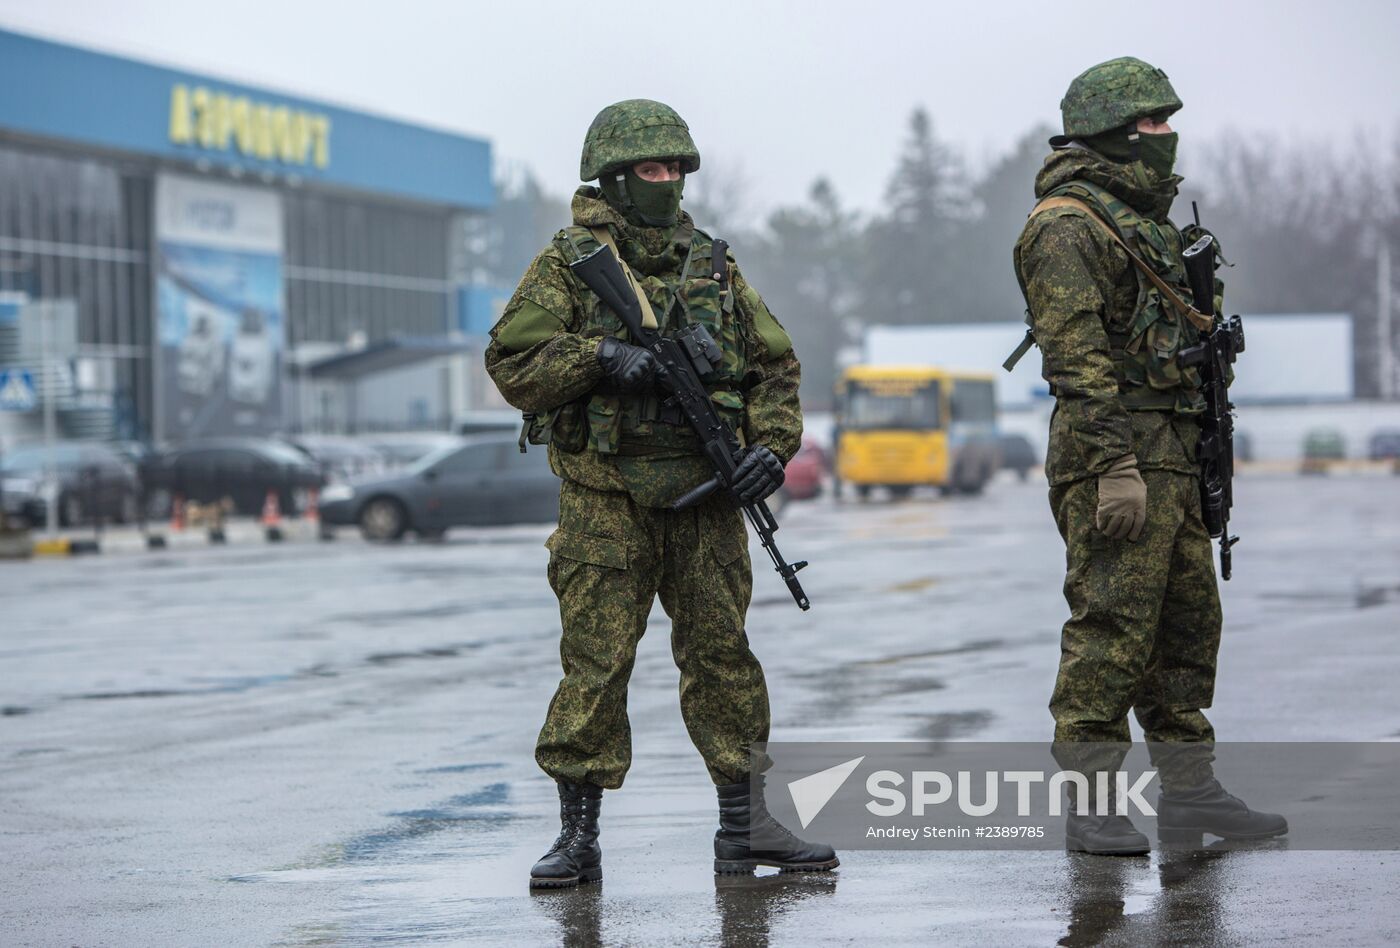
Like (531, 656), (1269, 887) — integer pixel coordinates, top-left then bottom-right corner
(787, 756), (865, 829)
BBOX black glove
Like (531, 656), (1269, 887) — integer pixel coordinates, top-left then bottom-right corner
(596, 337), (660, 393)
(731, 444), (785, 505)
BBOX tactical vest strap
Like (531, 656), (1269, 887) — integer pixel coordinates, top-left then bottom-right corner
(586, 226), (659, 330)
(1030, 195), (1213, 332)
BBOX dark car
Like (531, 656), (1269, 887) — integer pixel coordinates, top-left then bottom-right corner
(145, 438), (324, 517)
(317, 434), (558, 540)
(1, 471), (46, 528)
(1234, 430), (1254, 464)
(1368, 428), (1400, 461)
(997, 433), (1039, 481)
(0, 442), (140, 526)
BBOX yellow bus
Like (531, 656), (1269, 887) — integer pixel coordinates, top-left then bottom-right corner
(832, 365), (1000, 499)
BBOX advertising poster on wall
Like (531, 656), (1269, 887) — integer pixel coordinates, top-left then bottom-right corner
(154, 174), (284, 440)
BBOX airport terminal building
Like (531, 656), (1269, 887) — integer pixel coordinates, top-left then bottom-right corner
(0, 29), (495, 444)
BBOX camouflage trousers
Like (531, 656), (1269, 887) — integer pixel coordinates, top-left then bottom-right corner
(535, 479), (770, 789)
(1049, 470), (1222, 764)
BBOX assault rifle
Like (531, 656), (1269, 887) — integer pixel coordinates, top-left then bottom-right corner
(569, 243), (811, 610)
(1178, 218), (1245, 580)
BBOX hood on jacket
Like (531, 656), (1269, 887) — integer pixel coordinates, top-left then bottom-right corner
(1033, 146), (1181, 222)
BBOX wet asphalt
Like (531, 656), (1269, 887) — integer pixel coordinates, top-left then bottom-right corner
(2, 473), (1399, 946)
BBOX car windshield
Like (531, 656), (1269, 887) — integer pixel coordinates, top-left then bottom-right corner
(406, 443), (465, 475)
(257, 442), (313, 466)
(1, 444), (86, 471)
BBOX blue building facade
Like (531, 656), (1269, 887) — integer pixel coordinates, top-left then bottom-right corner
(0, 28), (493, 441)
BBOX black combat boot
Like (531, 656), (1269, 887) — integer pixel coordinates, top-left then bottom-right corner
(1157, 778), (1288, 842)
(1065, 812), (1151, 856)
(530, 781), (603, 889)
(714, 775), (840, 874)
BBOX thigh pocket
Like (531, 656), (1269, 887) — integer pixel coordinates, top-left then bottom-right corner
(546, 528), (629, 598)
(546, 529), (629, 570)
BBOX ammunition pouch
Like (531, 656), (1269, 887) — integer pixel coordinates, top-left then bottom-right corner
(520, 400), (589, 454)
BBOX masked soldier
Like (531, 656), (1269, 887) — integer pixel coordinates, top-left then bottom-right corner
(1010, 58), (1287, 854)
(486, 99), (837, 887)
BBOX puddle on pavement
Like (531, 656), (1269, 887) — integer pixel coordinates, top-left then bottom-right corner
(1260, 583), (1400, 610)
(913, 709), (996, 741)
(365, 642), (482, 666)
(417, 762), (505, 775)
(852, 638), (1004, 668)
(67, 673), (295, 701)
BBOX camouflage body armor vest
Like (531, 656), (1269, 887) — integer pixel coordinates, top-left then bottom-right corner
(547, 223), (750, 455)
(1021, 179), (1209, 414)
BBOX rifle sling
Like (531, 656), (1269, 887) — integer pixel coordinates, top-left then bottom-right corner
(1031, 196), (1214, 333)
(587, 226), (659, 330)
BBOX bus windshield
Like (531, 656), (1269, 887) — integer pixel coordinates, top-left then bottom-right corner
(842, 382), (941, 430)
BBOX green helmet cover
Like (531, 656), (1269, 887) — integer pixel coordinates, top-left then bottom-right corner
(580, 99), (701, 181)
(1056, 57), (1182, 142)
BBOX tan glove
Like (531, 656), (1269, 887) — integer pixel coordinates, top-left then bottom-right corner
(1095, 455), (1147, 542)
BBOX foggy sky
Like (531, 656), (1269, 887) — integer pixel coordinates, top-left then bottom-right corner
(2, 0), (1396, 219)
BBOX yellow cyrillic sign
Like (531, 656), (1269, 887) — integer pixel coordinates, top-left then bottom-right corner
(169, 84), (330, 169)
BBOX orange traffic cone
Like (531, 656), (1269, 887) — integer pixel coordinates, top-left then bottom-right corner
(261, 489), (284, 542)
(171, 494), (186, 532)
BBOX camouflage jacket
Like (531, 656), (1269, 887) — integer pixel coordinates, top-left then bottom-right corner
(486, 187), (802, 507)
(1013, 149), (1217, 486)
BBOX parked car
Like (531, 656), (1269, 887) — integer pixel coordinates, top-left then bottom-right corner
(1301, 427), (1346, 475)
(779, 437), (827, 503)
(1368, 428), (1400, 461)
(145, 438), (324, 517)
(283, 435), (387, 483)
(456, 410), (523, 436)
(0, 441), (140, 526)
(318, 434), (558, 540)
(997, 433), (1039, 481)
(366, 433), (464, 469)
(1234, 430), (1255, 464)
(1, 473), (45, 528)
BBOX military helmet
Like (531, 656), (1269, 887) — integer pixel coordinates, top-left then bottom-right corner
(580, 99), (701, 181)
(1055, 56), (1182, 143)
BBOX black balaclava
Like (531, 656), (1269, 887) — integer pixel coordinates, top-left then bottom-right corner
(601, 166), (684, 228)
(1083, 123), (1178, 182)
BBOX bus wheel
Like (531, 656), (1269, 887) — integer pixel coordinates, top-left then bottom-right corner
(888, 485), (913, 500)
(855, 484), (871, 501)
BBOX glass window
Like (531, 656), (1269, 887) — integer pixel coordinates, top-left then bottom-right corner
(431, 444), (500, 476)
(2, 443), (85, 471)
(842, 382), (941, 430)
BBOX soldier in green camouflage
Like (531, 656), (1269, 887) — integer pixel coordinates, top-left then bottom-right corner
(1012, 58), (1287, 855)
(486, 99), (837, 887)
